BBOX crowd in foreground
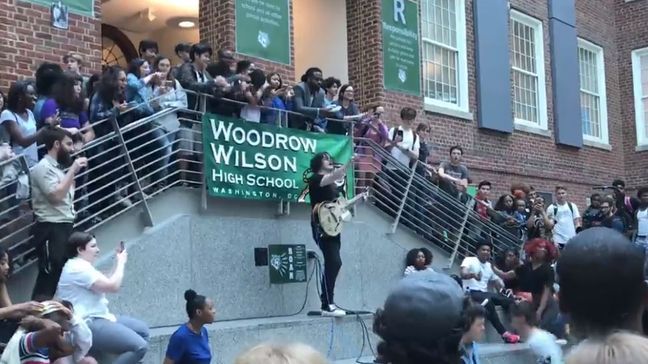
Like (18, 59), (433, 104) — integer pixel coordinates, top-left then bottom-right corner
(392, 227), (648, 364)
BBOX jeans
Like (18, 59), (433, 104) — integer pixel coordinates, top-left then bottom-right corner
(635, 236), (648, 277)
(88, 316), (149, 364)
(31, 221), (74, 300)
(469, 290), (514, 335)
(311, 219), (342, 308)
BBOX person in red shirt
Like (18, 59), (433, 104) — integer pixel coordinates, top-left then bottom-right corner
(475, 181), (492, 221)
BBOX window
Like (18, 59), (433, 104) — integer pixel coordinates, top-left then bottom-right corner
(421, 0), (468, 113)
(510, 11), (548, 130)
(578, 39), (608, 145)
(632, 47), (648, 146)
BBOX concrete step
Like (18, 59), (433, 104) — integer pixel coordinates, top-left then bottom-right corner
(141, 314), (377, 364)
(333, 344), (536, 364)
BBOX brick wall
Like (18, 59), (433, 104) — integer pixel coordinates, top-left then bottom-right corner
(0, 0), (102, 91)
(616, 0), (648, 191)
(199, 0), (295, 84)
(348, 0), (629, 207)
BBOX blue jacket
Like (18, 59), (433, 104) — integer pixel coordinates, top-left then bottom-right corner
(460, 342), (481, 364)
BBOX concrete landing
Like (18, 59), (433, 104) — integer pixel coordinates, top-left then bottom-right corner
(142, 314), (377, 364)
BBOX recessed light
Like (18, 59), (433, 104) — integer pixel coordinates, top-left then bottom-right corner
(178, 20), (195, 28)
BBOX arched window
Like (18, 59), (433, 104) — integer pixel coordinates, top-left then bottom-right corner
(101, 24), (137, 69)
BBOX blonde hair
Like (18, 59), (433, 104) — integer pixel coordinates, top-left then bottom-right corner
(235, 343), (328, 364)
(566, 331), (648, 364)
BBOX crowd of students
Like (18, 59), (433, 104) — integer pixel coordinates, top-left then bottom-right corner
(2, 35), (648, 363)
(378, 227), (648, 364)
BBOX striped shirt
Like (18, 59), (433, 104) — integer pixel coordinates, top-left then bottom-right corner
(19, 332), (50, 364)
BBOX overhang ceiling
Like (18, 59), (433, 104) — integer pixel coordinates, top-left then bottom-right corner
(101, 0), (199, 33)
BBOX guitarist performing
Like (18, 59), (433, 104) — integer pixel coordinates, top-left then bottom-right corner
(308, 152), (352, 317)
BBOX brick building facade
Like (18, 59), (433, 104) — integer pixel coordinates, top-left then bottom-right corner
(1, 0), (646, 208)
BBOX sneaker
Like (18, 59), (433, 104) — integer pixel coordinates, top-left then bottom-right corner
(502, 331), (520, 344)
(321, 304), (346, 317)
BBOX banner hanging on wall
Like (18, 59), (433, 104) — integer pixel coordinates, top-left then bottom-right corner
(235, 0), (291, 65)
(25, 0), (93, 18)
(381, 0), (421, 96)
(202, 114), (354, 203)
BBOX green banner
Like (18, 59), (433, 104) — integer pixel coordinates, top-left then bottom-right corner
(235, 0), (291, 65)
(381, 0), (421, 95)
(202, 114), (354, 202)
(23, 0), (93, 18)
(268, 244), (307, 284)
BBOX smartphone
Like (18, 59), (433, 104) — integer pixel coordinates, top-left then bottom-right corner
(119, 241), (125, 252)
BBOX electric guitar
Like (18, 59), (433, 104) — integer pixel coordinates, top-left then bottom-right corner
(315, 188), (370, 237)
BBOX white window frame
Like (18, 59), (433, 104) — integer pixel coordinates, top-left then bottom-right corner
(510, 10), (548, 131)
(632, 47), (648, 147)
(578, 38), (609, 145)
(420, 0), (469, 115)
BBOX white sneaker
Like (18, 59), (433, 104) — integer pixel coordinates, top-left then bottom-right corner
(321, 304), (346, 317)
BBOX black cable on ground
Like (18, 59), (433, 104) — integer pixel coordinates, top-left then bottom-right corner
(309, 253), (377, 362)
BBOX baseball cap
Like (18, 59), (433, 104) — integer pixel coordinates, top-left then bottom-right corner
(39, 301), (66, 317)
(381, 271), (464, 344)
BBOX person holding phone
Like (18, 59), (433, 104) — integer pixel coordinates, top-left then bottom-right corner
(56, 232), (150, 364)
(377, 107), (419, 220)
(527, 197), (554, 240)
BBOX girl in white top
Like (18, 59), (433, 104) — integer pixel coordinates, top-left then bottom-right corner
(56, 232), (149, 364)
(403, 248), (435, 276)
(0, 81), (43, 168)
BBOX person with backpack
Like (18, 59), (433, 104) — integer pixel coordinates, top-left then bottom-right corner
(376, 107), (419, 221)
(546, 186), (581, 249)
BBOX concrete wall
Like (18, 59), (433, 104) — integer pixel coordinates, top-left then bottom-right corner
(9, 188), (451, 327)
(293, 0), (349, 82)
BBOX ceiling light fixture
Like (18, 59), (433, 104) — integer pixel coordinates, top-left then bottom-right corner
(178, 20), (195, 28)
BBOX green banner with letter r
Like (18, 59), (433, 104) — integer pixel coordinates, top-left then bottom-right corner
(202, 114), (354, 203)
(382, 0), (421, 96)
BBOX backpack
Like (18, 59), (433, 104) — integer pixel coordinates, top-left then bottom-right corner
(553, 202), (575, 220)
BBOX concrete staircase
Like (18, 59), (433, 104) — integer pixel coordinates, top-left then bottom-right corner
(8, 188), (539, 363)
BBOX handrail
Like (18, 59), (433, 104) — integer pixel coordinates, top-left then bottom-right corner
(0, 90), (520, 275)
(182, 89), (362, 126)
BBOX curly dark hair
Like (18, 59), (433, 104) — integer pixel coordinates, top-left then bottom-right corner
(405, 248), (433, 268)
(494, 194), (515, 213)
(494, 248), (519, 271)
(373, 308), (462, 364)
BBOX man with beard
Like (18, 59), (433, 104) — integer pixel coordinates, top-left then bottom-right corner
(30, 126), (87, 300)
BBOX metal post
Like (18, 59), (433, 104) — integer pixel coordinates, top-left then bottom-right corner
(109, 114), (154, 227)
(276, 110), (285, 215)
(199, 95), (208, 212)
(390, 161), (418, 234)
(447, 199), (474, 268)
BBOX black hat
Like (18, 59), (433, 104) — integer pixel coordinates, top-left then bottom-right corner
(381, 271), (464, 344)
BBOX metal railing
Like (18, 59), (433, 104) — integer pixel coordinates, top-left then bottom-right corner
(353, 137), (522, 266)
(0, 91), (520, 273)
